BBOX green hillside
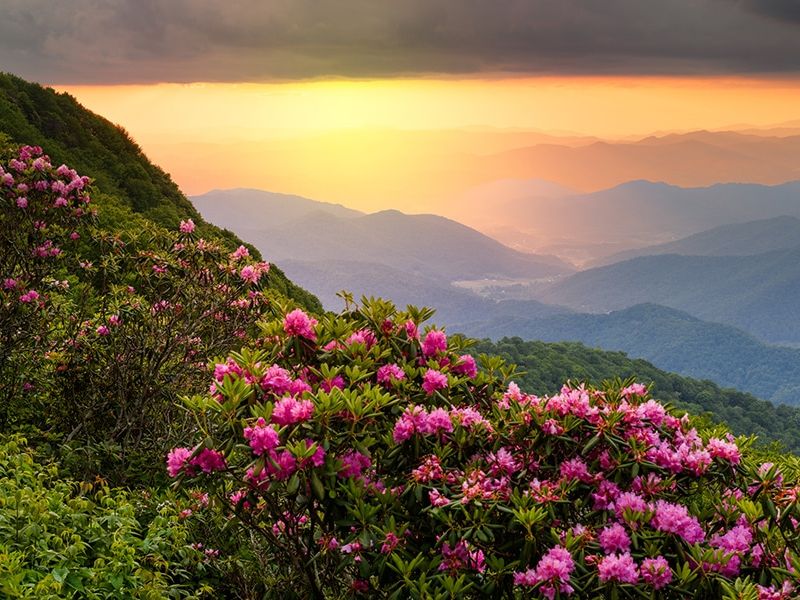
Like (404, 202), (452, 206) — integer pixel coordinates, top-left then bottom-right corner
(0, 72), (321, 313)
(472, 337), (800, 452)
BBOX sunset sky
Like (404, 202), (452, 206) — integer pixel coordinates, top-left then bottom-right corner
(2, 0), (800, 212)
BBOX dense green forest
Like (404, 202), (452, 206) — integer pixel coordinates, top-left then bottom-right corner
(472, 337), (800, 452)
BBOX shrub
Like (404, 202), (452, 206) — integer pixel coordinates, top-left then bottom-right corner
(171, 298), (800, 599)
(0, 435), (213, 599)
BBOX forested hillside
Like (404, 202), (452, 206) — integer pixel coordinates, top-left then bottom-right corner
(0, 73), (321, 313)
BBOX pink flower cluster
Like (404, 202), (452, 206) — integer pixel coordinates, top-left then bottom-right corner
(514, 546), (575, 599)
(283, 308), (318, 341)
(166, 447), (226, 477)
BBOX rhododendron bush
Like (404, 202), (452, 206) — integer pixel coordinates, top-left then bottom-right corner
(172, 299), (800, 599)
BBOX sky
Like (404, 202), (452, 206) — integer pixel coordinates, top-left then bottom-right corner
(2, 0), (800, 211)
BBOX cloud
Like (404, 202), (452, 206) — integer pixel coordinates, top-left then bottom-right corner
(1, 0), (799, 84)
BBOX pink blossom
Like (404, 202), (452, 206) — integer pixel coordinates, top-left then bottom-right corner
(166, 447), (192, 477)
(96, 325), (110, 336)
(650, 500), (705, 543)
(230, 245), (250, 260)
(320, 375), (345, 392)
(271, 396), (314, 426)
(345, 329), (376, 348)
(707, 436), (741, 465)
(404, 320), (419, 339)
(179, 219), (196, 233)
(452, 354), (478, 378)
(338, 450), (371, 479)
(243, 418), (280, 455)
(16, 196), (27, 208)
(429, 489), (451, 506)
(514, 546), (575, 599)
(422, 329), (447, 356)
(192, 448), (226, 473)
(381, 532), (400, 555)
(640, 556), (672, 590)
(239, 265), (261, 284)
(283, 308), (318, 341)
(422, 369), (448, 395)
(18, 290), (40, 303)
(421, 407), (453, 435)
(599, 523), (631, 554)
(260, 364), (293, 395)
(597, 552), (639, 584)
(377, 363), (406, 386)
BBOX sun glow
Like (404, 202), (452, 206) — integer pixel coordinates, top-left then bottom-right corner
(56, 76), (800, 212)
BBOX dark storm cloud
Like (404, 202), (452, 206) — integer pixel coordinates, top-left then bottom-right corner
(1, 0), (799, 84)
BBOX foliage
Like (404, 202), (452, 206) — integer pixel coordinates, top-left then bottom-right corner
(0, 72), (321, 313)
(0, 435), (214, 599)
(172, 298), (800, 599)
(472, 337), (800, 454)
(0, 144), (313, 483)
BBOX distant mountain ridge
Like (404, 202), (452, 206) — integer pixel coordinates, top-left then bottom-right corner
(537, 245), (800, 344)
(456, 178), (800, 264)
(192, 188), (573, 284)
(591, 216), (800, 267)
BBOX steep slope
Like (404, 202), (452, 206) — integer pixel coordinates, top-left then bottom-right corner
(0, 73), (320, 312)
(536, 246), (800, 344)
(464, 304), (800, 405)
(593, 216), (800, 267)
(191, 189), (573, 281)
(472, 337), (800, 452)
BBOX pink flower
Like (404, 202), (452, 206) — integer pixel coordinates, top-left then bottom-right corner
(377, 363), (406, 386)
(166, 447), (192, 477)
(192, 448), (226, 473)
(381, 532), (400, 555)
(422, 369), (448, 395)
(239, 265), (261, 284)
(179, 219), (196, 233)
(320, 375), (345, 392)
(96, 325), (110, 336)
(429, 489), (451, 506)
(260, 364), (293, 395)
(283, 308), (318, 341)
(707, 436), (741, 465)
(452, 354), (478, 378)
(271, 396), (314, 426)
(345, 329), (376, 348)
(243, 418), (280, 455)
(514, 546), (575, 599)
(599, 523), (631, 554)
(404, 320), (419, 339)
(422, 329), (447, 356)
(338, 450), (371, 479)
(650, 500), (705, 543)
(230, 245), (250, 260)
(16, 196), (27, 208)
(597, 552), (639, 584)
(422, 407), (453, 435)
(18, 290), (40, 303)
(641, 556), (672, 590)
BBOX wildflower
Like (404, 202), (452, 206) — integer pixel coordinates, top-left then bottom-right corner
(243, 418), (280, 455)
(179, 219), (196, 233)
(599, 523), (631, 554)
(271, 396), (314, 426)
(422, 329), (447, 356)
(377, 363), (405, 386)
(640, 556), (672, 590)
(452, 354), (478, 378)
(422, 369), (448, 395)
(166, 447), (192, 477)
(283, 308), (318, 341)
(597, 552), (639, 584)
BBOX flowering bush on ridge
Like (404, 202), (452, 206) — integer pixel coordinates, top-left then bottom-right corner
(171, 298), (800, 599)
